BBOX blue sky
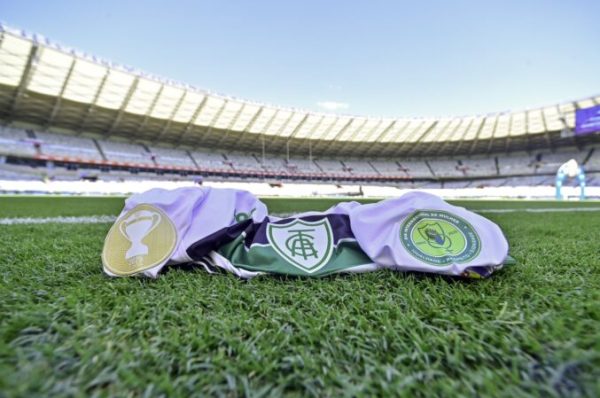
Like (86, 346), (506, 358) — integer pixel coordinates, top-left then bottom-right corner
(1, 0), (599, 118)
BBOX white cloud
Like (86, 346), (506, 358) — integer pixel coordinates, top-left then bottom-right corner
(317, 101), (349, 111)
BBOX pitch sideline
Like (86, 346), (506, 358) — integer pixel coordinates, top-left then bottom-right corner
(1, 206), (600, 225)
(0, 215), (117, 225)
(476, 207), (600, 213)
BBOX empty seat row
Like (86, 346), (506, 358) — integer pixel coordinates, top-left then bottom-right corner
(1, 127), (596, 179)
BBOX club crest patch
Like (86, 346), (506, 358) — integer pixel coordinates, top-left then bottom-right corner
(399, 210), (480, 266)
(267, 218), (334, 274)
(102, 204), (177, 276)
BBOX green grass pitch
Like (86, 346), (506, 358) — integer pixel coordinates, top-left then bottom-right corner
(0, 196), (599, 396)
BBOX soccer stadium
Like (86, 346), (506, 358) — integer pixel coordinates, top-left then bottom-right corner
(1, 24), (599, 197)
(1, 2), (600, 396)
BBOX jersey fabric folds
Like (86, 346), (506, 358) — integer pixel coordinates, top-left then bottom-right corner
(102, 187), (511, 280)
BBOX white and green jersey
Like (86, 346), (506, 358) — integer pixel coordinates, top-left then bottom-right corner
(187, 203), (377, 278)
(102, 187), (511, 280)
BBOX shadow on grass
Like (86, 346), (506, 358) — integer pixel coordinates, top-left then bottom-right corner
(157, 262), (508, 285)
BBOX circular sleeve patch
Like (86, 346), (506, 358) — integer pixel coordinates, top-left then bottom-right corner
(399, 210), (481, 266)
(102, 204), (177, 276)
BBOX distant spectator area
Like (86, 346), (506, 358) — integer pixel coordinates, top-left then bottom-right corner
(0, 127), (597, 183)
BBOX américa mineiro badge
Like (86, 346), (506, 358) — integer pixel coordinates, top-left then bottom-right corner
(399, 209), (481, 266)
(267, 218), (334, 274)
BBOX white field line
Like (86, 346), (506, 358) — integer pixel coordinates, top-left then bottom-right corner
(0, 215), (117, 225)
(1, 207), (600, 225)
(274, 207), (600, 218)
(476, 207), (600, 213)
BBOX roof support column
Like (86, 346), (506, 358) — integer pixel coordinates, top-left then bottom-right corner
(106, 77), (140, 137)
(77, 68), (110, 134)
(8, 44), (39, 121)
(175, 96), (208, 145)
(154, 90), (187, 142)
(45, 57), (77, 129)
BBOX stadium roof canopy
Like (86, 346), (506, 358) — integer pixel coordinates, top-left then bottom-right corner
(0, 24), (599, 157)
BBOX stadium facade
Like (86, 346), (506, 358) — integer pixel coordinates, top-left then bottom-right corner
(1, 24), (599, 194)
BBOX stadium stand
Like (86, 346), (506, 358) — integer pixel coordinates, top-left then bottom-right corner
(227, 152), (262, 172)
(442, 180), (472, 189)
(258, 155), (288, 173)
(586, 148), (600, 171)
(459, 157), (498, 177)
(341, 159), (379, 175)
(419, 181), (442, 189)
(190, 150), (228, 170)
(588, 174), (600, 186)
(370, 160), (409, 177)
(0, 24), (599, 196)
(503, 175), (552, 186)
(285, 157), (319, 174)
(1, 24), (597, 160)
(472, 178), (507, 187)
(535, 149), (587, 174)
(0, 126), (37, 157)
(314, 159), (345, 174)
(2, 126), (600, 188)
(0, 163), (42, 180)
(497, 152), (536, 175)
(34, 130), (103, 161)
(428, 159), (463, 178)
(400, 160), (433, 178)
(97, 140), (155, 166)
(148, 146), (195, 168)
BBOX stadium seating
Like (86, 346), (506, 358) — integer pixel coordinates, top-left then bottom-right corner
(399, 160), (433, 178)
(2, 126), (600, 192)
(258, 155), (288, 173)
(585, 148), (600, 171)
(587, 174), (600, 186)
(34, 130), (103, 161)
(97, 140), (155, 166)
(314, 159), (345, 174)
(369, 160), (409, 177)
(503, 175), (552, 186)
(419, 181), (442, 189)
(1, 26), (598, 179)
(535, 150), (587, 174)
(2, 155), (599, 197)
(1, 25), (599, 202)
(496, 150), (590, 176)
(471, 178), (506, 187)
(459, 158), (498, 177)
(442, 180), (472, 189)
(226, 152), (262, 172)
(341, 159), (379, 175)
(497, 152), (536, 175)
(0, 126), (37, 157)
(0, 162), (41, 180)
(190, 150), (228, 170)
(148, 146), (195, 168)
(428, 159), (463, 178)
(285, 157), (319, 174)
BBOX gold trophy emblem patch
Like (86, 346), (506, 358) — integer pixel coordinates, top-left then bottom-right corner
(102, 204), (177, 276)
